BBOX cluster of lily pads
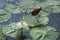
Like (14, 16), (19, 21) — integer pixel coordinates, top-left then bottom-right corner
(0, 0), (60, 40)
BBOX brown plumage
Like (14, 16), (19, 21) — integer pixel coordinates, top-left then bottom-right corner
(30, 7), (42, 16)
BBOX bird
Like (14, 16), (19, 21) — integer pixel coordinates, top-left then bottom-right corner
(30, 7), (42, 16)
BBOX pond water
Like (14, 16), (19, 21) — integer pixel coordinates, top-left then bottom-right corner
(0, 0), (60, 40)
(2, 13), (60, 40)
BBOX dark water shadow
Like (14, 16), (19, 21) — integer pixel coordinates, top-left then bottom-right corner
(48, 13), (60, 40)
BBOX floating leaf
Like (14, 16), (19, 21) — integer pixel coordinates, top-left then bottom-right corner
(38, 16), (49, 25)
(52, 5), (60, 13)
(23, 15), (38, 26)
(30, 26), (59, 40)
(0, 25), (6, 40)
(12, 8), (21, 13)
(9, 23), (22, 30)
(23, 26), (30, 31)
(2, 22), (29, 38)
(46, 0), (60, 5)
(0, 9), (11, 23)
(39, 5), (53, 17)
(43, 4), (60, 13)
(38, 10), (50, 17)
(43, 5), (53, 13)
(7, 0), (19, 4)
(5, 3), (17, 13)
(2, 24), (17, 38)
(1, 0), (60, 40)
(39, 4), (60, 17)
(2, 22), (21, 38)
(23, 15), (49, 26)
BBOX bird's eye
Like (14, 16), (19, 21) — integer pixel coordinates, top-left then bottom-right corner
(30, 7), (42, 16)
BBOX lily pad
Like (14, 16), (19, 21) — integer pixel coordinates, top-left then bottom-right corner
(0, 9), (11, 23)
(2, 22), (29, 38)
(30, 26), (59, 40)
(23, 15), (38, 26)
(5, 3), (17, 13)
(39, 4), (60, 17)
(46, 0), (60, 5)
(1, 0), (60, 40)
(43, 4), (60, 13)
(52, 5), (60, 13)
(23, 15), (49, 26)
(38, 16), (49, 25)
(0, 25), (5, 40)
(6, 0), (19, 4)
(2, 24), (18, 38)
(17, 0), (60, 12)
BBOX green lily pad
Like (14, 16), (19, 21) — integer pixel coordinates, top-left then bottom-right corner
(2, 22), (22, 38)
(38, 16), (49, 25)
(5, 3), (23, 14)
(0, 25), (5, 40)
(2, 24), (18, 38)
(5, 3), (17, 13)
(9, 23), (21, 30)
(17, 0), (60, 12)
(1, 0), (60, 39)
(39, 4), (60, 17)
(2, 22), (29, 38)
(12, 7), (22, 13)
(17, 0), (37, 12)
(43, 4), (60, 13)
(23, 15), (49, 26)
(0, 9), (11, 23)
(52, 5), (60, 13)
(23, 15), (38, 26)
(39, 5), (53, 17)
(46, 0), (60, 5)
(38, 10), (50, 17)
(30, 26), (59, 40)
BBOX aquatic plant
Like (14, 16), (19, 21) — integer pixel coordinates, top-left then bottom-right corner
(0, 0), (60, 40)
